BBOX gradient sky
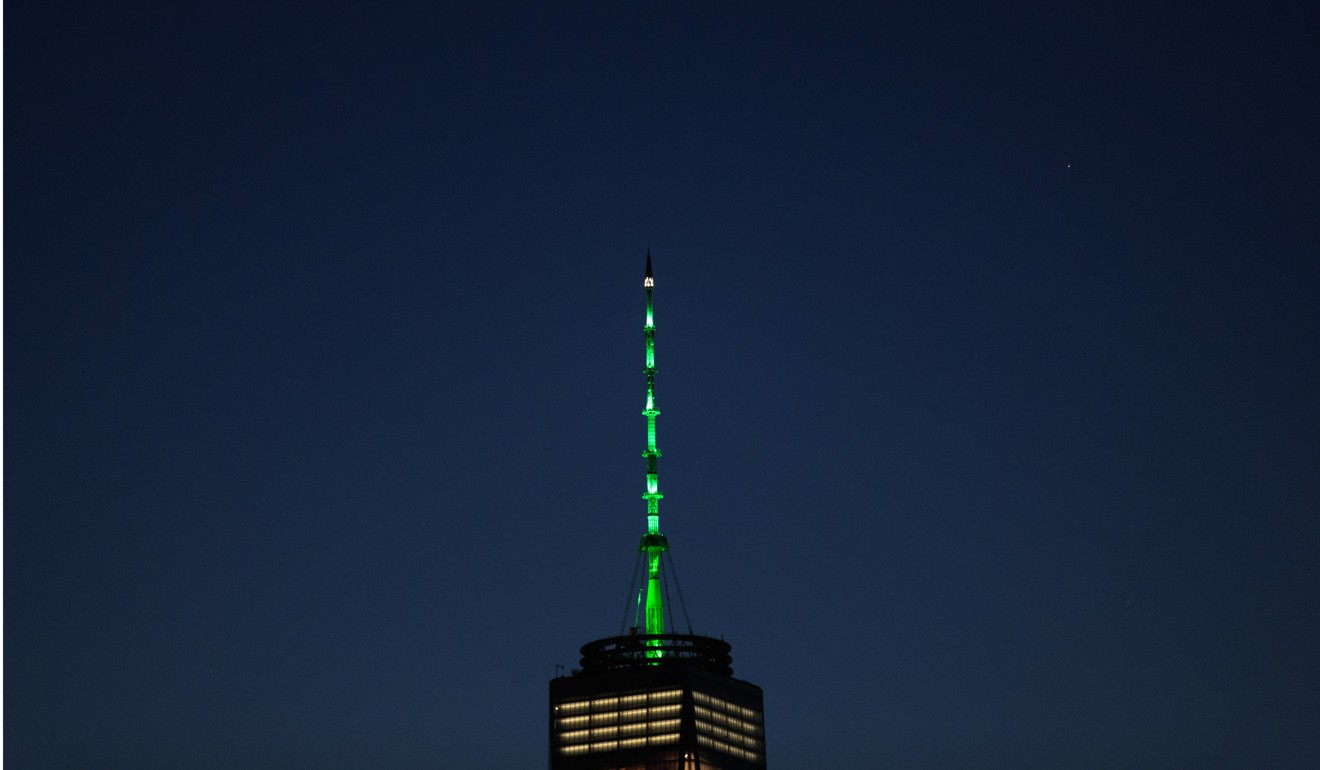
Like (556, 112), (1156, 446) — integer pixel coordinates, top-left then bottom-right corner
(7, 2), (1319, 767)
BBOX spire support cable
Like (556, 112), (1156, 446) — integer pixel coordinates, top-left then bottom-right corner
(620, 550), (645, 635)
(664, 549), (695, 635)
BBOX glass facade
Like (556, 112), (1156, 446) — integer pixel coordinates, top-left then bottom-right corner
(552, 689), (686, 757)
(693, 691), (764, 765)
(551, 682), (764, 768)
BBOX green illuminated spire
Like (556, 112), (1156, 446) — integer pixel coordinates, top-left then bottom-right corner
(639, 250), (669, 647)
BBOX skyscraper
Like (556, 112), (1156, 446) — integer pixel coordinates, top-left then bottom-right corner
(549, 254), (767, 770)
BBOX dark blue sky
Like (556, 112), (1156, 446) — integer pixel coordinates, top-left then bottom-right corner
(7, 2), (1319, 767)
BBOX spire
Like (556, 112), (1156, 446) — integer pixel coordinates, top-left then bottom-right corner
(639, 251), (668, 645)
(642, 253), (661, 531)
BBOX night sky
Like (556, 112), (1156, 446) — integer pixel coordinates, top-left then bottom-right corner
(7, 2), (1320, 767)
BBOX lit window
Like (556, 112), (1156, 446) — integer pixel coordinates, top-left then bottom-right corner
(558, 700), (591, 715)
(697, 734), (761, 763)
(692, 691), (762, 725)
(696, 715), (764, 752)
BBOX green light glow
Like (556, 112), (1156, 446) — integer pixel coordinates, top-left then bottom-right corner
(638, 261), (667, 649)
(645, 551), (664, 648)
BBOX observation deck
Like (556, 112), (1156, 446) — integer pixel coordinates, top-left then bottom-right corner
(578, 633), (734, 677)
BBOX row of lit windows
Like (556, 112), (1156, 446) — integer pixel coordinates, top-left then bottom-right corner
(697, 734), (762, 764)
(693, 706), (764, 737)
(696, 719), (764, 751)
(554, 715), (591, 730)
(554, 702), (681, 731)
(558, 719), (683, 745)
(556, 689), (683, 715)
(557, 733), (680, 756)
(692, 691), (762, 723)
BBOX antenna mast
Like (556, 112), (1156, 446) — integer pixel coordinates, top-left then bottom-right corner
(639, 251), (669, 651)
